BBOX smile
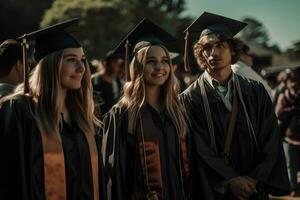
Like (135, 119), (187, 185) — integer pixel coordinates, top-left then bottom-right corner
(152, 73), (166, 77)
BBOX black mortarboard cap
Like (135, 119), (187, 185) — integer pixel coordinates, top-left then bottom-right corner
(18, 18), (80, 62)
(112, 18), (176, 81)
(183, 12), (247, 71)
(17, 18), (80, 93)
(185, 12), (247, 38)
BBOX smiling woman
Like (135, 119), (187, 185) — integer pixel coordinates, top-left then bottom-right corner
(0, 19), (104, 200)
(60, 48), (86, 89)
(101, 19), (190, 200)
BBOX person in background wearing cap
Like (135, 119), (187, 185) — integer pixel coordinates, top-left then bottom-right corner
(275, 67), (300, 197)
(181, 12), (290, 199)
(102, 19), (190, 200)
(0, 39), (23, 99)
(231, 39), (273, 101)
(0, 19), (104, 200)
(92, 51), (122, 115)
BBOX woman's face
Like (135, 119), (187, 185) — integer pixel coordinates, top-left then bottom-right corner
(60, 47), (86, 90)
(143, 45), (171, 87)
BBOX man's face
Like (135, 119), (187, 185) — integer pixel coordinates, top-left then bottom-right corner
(201, 34), (233, 71)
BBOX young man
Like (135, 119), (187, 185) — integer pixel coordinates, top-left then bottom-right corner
(0, 39), (23, 99)
(181, 12), (290, 199)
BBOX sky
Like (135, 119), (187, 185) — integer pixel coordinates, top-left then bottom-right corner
(184, 0), (300, 51)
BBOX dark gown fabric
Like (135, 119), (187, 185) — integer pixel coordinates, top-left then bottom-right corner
(0, 95), (105, 200)
(180, 74), (290, 199)
(92, 75), (121, 115)
(102, 104), (188, 200)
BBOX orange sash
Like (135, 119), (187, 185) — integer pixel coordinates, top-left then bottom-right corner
(41, 130), (99, 200)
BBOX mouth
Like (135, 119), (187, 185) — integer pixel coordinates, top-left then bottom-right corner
(209, 59), (222, 64)
(70, 76), (83, 81)
(152, 73), (166, 78)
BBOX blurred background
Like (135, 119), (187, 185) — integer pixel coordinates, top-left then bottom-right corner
(1, 0), (299, 68)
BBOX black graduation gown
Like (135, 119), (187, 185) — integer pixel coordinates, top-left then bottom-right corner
(92, 75), (121, 115)
(102, 104), (186, 200)
(0, 95), (105, 200)
(180, 74), (290, 199)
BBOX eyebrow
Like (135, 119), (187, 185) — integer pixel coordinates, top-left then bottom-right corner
(146, 56), (168, 60)
(64, 53), (86, 58)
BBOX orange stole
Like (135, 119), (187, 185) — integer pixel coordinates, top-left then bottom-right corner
(41, 131), (99, 200)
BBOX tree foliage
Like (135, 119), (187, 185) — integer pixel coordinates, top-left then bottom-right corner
(41, 0), (189, 58)
(240, 17), (270, 46)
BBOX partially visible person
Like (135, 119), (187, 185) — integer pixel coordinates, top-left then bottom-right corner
(0, 19), (104, 200)
(276, 66), (300, 197)
(102, 19), (191, 200)
(0, 39), (23, 99)
(169, 52), (187, 92)
(231, 39), (273, 100)
(273, 69), (291, 105)
(92, 51), (122, 115)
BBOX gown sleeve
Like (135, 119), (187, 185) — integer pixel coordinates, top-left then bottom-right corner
(0, 98), (30, 199)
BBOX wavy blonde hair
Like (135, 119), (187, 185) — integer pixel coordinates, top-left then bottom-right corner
(119, 45), (188, 136)
(8, 48), (100, 136)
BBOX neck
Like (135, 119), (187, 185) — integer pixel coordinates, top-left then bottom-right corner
(145, 85), (161, 112)
(206, 65), (232, 84)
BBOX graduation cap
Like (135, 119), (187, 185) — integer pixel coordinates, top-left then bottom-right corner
(17, 18), (80, 93)
(112, 18), (176, 81)
(183, 12), (247, 71)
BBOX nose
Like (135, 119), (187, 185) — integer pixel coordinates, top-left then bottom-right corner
(154, 62), (163, 70)
(76, 61), (85, 73)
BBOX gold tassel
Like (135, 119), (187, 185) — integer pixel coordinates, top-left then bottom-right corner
(125, 39), (130, 81)
(184, 31), (190, 72)
(21, 36), (29, 94)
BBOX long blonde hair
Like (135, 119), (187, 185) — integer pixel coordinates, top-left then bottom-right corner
(7, 48), (100, 136)
(119, 45), (188, 136)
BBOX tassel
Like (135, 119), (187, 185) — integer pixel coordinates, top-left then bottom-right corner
(184, 31), (190, 72)
(125, 39), (130, 81)
(21, 36), (29, 94)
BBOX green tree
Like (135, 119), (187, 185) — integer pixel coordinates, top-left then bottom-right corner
(41, 0), (129, 58)
(41, 0), (188, 58)
(240, 17), (270, 46)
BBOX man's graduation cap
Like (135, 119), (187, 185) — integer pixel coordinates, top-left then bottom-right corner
(17, 18), (80, 93)
(183, 12), (247, 71)
(112, 18), (176, 81)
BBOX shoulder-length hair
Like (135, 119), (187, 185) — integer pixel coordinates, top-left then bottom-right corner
(193, 33), (240, 70)
(119, 45), (188, 136)
(9, 48), (100, 136)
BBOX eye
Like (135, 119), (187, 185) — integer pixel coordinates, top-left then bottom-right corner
(216, 42), (225, 48)
(146, 60), (156, 64)
(67, 58), (76, 62)
(81, 58), (87, 64)
(162, 59), (169, 64)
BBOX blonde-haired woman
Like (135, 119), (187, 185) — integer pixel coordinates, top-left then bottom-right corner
(102, 19), (190, 200)
(0, 20), (104, 200)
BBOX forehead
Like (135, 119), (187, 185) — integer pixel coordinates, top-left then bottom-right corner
(63, 47), (84, 56)
(146, 45), (168, 57)
(199, 34), (221, 45)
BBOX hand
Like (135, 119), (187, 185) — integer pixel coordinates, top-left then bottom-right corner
(228, 176), (256, 200)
